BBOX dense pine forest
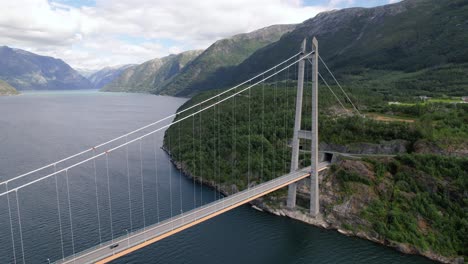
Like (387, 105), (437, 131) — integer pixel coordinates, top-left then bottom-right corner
(164, 79), (467, 259)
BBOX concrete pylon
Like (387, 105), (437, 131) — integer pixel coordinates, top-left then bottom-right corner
(310, 37), (319, 217)
(286, 37), (320, 218)
(287, 38), (306, 209)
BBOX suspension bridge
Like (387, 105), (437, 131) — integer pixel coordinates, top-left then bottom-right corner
(0, 37), (360, 263)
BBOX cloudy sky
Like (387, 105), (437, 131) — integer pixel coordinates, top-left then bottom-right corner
(0, 0), (400, 70)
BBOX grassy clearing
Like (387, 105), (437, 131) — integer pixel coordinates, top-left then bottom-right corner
(365, 113), (415, 123)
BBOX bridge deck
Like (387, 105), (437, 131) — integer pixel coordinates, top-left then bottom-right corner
(56, 162), (329, 264)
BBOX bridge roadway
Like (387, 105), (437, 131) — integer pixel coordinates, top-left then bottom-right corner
(56, 162), (329, 264)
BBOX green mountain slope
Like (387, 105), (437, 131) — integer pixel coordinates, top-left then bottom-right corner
(158, 24), (296, 96)
(0, 79), (19, 95)
(187, 0), (468, 99)
(101, 50), (202, 93)
(164, 85), (467, 262)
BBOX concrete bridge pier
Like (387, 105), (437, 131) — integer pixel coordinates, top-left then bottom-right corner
(287, 37), (320, 217)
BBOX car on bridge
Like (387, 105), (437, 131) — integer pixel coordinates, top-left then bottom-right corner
(109, 244), (119, 249)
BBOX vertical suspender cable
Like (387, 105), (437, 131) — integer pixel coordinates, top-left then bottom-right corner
(5, 182), (16, 263)
(168, 134), (173, 218)
(192, 113), (196, 208)
(6, 183), (17, 264)
(217, 95), (221, 199)
(304, 60), (309, 167)
(261, 74), (264, 183)
(199, 105), (203, 205)
(283, 66), (288, 174)
(178, 122), (183, 214)
(248, 80), (251, 190)
(92, 151), (102, 244)
(125, 137), (133, 231)
(233, 88), (236, 191)
(153, 133), (160, 223)
(213, 103), (216, 200)
(65, 169), (76, 259)
(14, 191), (25, 264)
(273, 67), (278, 179)
(105, 154), (113, 242)
(139, 140), (146, 232)
(54, 164), (65, 257)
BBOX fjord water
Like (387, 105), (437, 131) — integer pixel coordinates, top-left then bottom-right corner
(0, 91), (434, 264)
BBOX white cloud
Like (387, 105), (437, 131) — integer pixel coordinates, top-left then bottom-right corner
(0, 0), (343, 69)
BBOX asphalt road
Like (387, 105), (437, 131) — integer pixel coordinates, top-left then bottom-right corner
(56, 162), (329, 264)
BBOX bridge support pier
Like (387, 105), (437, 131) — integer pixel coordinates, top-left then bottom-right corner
(287, 38), (306, 209)
(287, 37), (320, 217)
(310, 37), (319, 217)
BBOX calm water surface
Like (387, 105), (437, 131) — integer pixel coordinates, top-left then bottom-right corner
(0, 90), (434, 264)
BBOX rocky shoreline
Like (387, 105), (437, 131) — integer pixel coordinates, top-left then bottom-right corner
(163, 147), (462, 264)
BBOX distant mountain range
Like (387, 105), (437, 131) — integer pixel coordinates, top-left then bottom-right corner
(101, 0), (468, 98)
(101, 50), (202, 93)
(156, 24), (296, 96)
(76, 68), (97, 78)
(88, 64), (136, 89)
(0, 46), (92, 90)
(1, 0), (466, 97)
(101, 24), (295, 94)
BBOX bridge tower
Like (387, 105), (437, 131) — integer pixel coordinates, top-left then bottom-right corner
(287, 37), (320, 217)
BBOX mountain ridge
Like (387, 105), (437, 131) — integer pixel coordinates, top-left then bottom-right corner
(0, 46), (92, 90)
(101, 50), (203, 93)
(157, 24), (296, 95)
(167, 0), (468, 97)
(88, 64), (136, 89)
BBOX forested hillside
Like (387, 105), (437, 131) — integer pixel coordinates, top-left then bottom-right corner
(164, 82), (467, 261)
(172, 0), (468, 99)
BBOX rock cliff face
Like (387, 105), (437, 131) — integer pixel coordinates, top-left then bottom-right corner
(320, 139), (409, 155)
(167, 143), (466, 264)
(0, 46), (92, 90)
(254, 157), (466, 264)
(413, 140), (468, 157)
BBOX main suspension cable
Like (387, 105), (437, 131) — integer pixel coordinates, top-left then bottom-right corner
(0, 52), (303, 188)
(318, 71), (347, 112)
(0, 51), (313, 198)
(318, 55), (361, 115)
